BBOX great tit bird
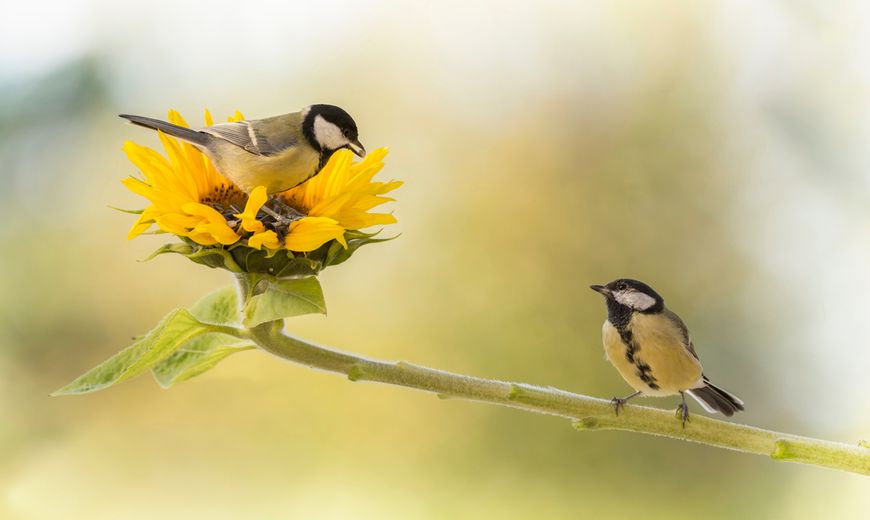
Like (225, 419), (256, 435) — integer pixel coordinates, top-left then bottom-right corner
(119, 104), (365, 194)
(590, 279), (744, 426)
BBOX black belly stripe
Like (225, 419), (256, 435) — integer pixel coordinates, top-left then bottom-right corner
(615, 324), (659, 390)
(636, 361), (659, 390)
(618, 329), (636, 363)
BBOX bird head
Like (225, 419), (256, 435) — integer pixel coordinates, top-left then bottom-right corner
(590, 278), (664, 313)
(303, 104), (365, 157)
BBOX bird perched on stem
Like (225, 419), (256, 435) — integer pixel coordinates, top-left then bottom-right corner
(590, 279), (744, 427)
(120, 104), (365, 195)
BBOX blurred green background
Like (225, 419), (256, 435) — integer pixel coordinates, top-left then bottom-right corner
(2, 1), (869, 518)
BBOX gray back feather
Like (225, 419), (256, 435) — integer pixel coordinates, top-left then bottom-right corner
(201, 113), (302, 157)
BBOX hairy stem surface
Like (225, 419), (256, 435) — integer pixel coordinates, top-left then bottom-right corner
(245, 321), (870, 477)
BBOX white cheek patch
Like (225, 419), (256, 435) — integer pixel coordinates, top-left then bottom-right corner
(614, 290), (656, 310)
(313, 115), (347, 151)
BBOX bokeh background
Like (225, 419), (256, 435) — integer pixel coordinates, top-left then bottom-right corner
(2, 1), (870, 518)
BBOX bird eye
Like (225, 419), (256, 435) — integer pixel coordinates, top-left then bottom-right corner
(616, 283), (627, 291)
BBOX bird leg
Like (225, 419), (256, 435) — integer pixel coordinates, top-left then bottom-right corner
(611, 391), (642, 416)
(269, 197), (306, 219)
(676, 391), (690, 428)
(259, 204), (292, 224)
(220, 204), (242, 229)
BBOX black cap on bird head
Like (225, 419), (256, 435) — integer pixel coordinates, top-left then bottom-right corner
(302, 104), (365, 158)
(590, 278), (664, 314)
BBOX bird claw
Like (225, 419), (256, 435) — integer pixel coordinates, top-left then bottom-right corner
(610, 391), (641, 416)
(611, 397), (626, 416)
(676, 402), (690, 428)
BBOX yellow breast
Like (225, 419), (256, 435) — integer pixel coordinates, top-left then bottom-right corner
(602, 312), (703, 397)
(209, 143), (321, 194)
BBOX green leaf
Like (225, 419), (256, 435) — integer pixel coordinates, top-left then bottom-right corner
(243, 277), (326, 327)
(190, 285), (241, 325)
(151, 333), (255, 388)
(52, 309), (212, 396)
(150, 286), (252, 387)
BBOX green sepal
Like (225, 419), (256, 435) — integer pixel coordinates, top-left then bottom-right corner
(52, 309), (214, 395)
(143, 242), (195, 262)
(322, 230), (397, 268)
(227, 245), (320, 278)
(108, 205), (145, 214)
(144, 242), (245, 272)
(143, 228), (395, 276)
(242, 277), (326, 327)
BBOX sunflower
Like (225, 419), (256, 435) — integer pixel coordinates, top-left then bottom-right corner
(121, 110), (401, 265)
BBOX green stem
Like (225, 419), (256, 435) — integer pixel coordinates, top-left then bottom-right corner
(245, 321), (870, 477)
(235, 272), (268, 301)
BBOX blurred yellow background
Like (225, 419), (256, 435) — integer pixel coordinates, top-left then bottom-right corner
(2, 1), (869, 518)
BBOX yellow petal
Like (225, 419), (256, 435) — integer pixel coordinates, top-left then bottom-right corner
(182, 202), (240, 244)
(350, 194), (396, 212)
(321, 151), (354, 199)
(122, 141), (174, 186)
(121, 177), (178, 207)
(284, 217), (346, 252)
(338, 212), (397, 230)
(127, 208), (156, 239)
(167, 109), (190, 128)
(307, 192), (355, 220)
(158, 212), (203, 230)
(166, 109), (212, 196)
(346, 148), (388, 186)
(186, 232), (219, 246)
(127, 222), (152, 239)
(158, 131), (199, 200)
(242, 220), (265, 233)
(154, 214), (197, 236)
(248, 230), (281, 250)
(127, 208), (154, 240)
(352, 147), (389, 173)
(234, 185), (268, 233)
(193, 222), (240, 245)
(182, 202), (227, 223)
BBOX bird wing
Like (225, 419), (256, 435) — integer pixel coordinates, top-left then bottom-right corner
(201, 118), (297, 157)
(662, 308), (699, 360)
(685, 340), (700, 361)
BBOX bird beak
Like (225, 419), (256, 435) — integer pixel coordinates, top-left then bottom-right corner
(590, 284), (610, 296)
(346, 139), (366, 158)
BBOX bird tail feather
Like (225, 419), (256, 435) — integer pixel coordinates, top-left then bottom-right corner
(119, 114), (210, 147)
(687, 379), (744, 417)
